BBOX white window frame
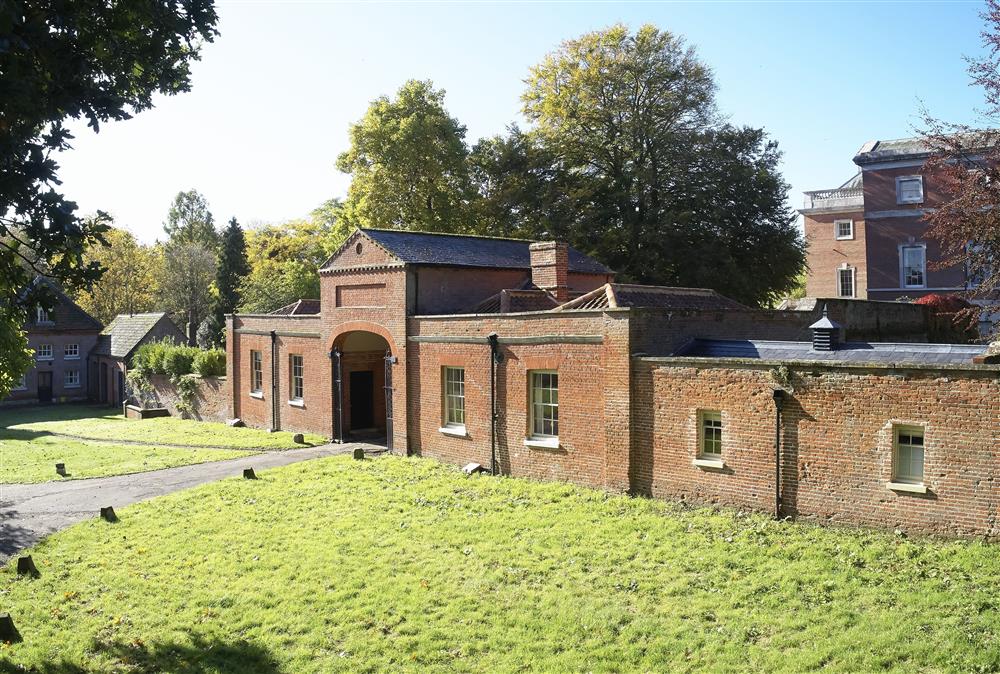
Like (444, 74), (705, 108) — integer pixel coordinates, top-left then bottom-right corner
(36, 306), (51, 324)
(891, 425), (925, 486)
(837, 265), (856, 298)
(698, 410), (723, 458)
(64, 343), (79, 360)
(63, 369), (80, 388)
(896, 175), (924, 205)
(250, 350), (263, 397)
(834, 219), (854, 241)
(441, 366), (466, 431)
(12, 373), (27, 391)
(900, 244), (927, 289)
(36, 344), (53, 361)
(288, 354), (304, 405)
(527, 370), (559, 443)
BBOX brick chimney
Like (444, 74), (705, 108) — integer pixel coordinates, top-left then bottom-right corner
(529, 241), (569, 302)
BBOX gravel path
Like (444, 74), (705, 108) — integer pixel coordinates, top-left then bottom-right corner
(0, 442), (379, 561)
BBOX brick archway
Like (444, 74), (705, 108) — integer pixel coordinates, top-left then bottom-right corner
(329, 320), (397, 356)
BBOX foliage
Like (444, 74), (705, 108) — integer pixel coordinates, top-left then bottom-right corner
(921, 0), (1000, 321)
(336, 80), (475, 232)
(172, 374), (200, 417)
(164, 189), (219, 249)
(6, 456), (1000, 671)
(238, 219), (331, 313)
(158, 241), (218, 345)
(125, 368), (157, 409)
(518, 24), (804, 306)
(74, 226), (162, 324)
(162, 346), (200, 377)
(0, 0), (218, 399)
(915, 294), (980, 343)
(208, 217), (250, 346)
(193, 349), (226, 377)
(133, 338), (176, 376)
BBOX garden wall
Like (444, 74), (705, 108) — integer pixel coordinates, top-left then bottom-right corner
(149, 374), (230, 423)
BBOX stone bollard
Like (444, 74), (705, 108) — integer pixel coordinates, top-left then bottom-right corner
(292, 433), (305, 444)
(243, 468), (257, 480)
(100, 506), (118, 523)
(55, 462), (66, 477)
(0, 613), (22, 643)
(16, 555), (39, 578)
(353, 447), (366, 460)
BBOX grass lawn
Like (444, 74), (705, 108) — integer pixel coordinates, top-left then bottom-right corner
(3, 457), (1000, 673)
(0, 404), (327, 450)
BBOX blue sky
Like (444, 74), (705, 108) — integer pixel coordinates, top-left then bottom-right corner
(56, 0), (987, 244)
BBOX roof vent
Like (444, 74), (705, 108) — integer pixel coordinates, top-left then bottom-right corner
(809, 304), (842, 351)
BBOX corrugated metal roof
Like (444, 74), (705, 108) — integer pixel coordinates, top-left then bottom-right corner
(675, 339), (987, 365)
(357, 228), (612, 275)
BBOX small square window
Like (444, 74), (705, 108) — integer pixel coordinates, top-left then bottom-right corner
(897, 176), (924, 205)
(64, 343), (79, 359)
(64, 369), (80, 388)
(36, 344), (53, 360)
(699, 410), (723, 457)
(893, 425), (925, 484)
(835, 220), (854, 240)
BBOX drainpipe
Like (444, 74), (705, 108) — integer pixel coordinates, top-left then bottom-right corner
(270, 330), (278, 432)
(330, 347), (343, 443)
(772, 388), (785, 519)
(487, 333), (503, 475)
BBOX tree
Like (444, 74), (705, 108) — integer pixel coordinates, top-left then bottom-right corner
(921, 0), (1000, 325)
(0, 0), (218, 397)
(336, 80), (475, 232)
(164, 189), (219, 249)
(519, 24), (804, 306)
(207, 217), (250, 345)
(238, 220), (326, 314)
(75, 226), (162, 324)
(159, 242), (217, 346)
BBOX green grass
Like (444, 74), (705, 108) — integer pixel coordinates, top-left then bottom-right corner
(0, 404), (326, 450)
(0, 432), (252, 483)
(3, 456), (1000, 673)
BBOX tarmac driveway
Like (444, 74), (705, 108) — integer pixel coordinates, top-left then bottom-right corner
(0, 442), (377, 561)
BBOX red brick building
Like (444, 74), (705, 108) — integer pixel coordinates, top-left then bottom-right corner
(228, 228), (1000, 537)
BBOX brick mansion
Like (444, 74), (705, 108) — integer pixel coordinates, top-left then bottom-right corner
(227, 226), (1000, 538)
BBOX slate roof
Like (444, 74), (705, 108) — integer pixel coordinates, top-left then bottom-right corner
(24, 277), (103, 333)
(357, 228), (612, 275)
(270, 299), (321, 316)
(94, 313), (181, 359)
(553, 284), (749, 312)
(674, 339), (987, 365)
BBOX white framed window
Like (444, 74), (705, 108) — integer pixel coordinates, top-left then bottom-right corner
(896, 176), (924, 204)
(64, 343), (79, 360)
(289, 354), (304, 402)
(36, 306), (51, 324)
(12, 374), (27, 391)
(64, 369), (80, 388)
(36, 344), (53, 360)
(837, 266), (855, 298)
(250, 350), (263, 394)
(892, 425), (925, 485)
(442, 367), (465, 428)
(834, 219), (854, 240)
(529, 370), (559, 439)
(698, 410), (723, 458)
(901, 244), (926, 289)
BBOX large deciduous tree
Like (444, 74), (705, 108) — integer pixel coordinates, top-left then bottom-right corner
(336, 80), (475, 232)
(159, 242), (217, 346)
(238, 220), (328, 314)
(75, 226), (162, 324)
(0, 0), (218, 397)
(164, 189), (219, 249)
(518, 24), (804, 306)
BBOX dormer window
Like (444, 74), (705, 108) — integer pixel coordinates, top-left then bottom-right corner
(896, 176), (924, 205)
(36, 306), (51, 324)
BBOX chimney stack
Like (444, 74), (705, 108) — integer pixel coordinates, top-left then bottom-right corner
(529, 241), (569, 302)
(809, 304), (842, 351)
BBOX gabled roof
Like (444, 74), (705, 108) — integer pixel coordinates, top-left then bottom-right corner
(552, 284), (749, 312)
(24, 277), (103, 332)
(269, 299), (321, 316)
(674, 338), (987, 365)
(94, 312), (182, 359)
(342, 228), (612, 275)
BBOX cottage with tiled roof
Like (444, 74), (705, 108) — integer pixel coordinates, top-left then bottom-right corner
(91, 312), (186, 406)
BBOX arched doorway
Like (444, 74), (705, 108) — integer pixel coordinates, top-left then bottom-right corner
(332, 330), (393, 444)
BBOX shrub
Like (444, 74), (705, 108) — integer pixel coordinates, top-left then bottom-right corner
(193, 349), (226, 377)
(162, 346), (199, 377)
(134, 338), (174, 375)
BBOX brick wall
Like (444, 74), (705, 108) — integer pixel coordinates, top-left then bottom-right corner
(148, 374), (230, 423)
(3, 332), (98, 404)
(633, 357), (1000, 537)
(803, 210), (867, 298)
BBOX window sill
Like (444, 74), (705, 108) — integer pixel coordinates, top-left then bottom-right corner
(64, 356), (80, 361)
(249, 391), (264, 400)
(288, 399), (305, 408)
(835, 236), (854, 241)
(64, 384), (81, 389)
(887, 481), (927, 494)
(524, 437), (560, 450)
(693, 457), (725, 470)
(36, 357), (53, 362)
(439, 425), (468, 438)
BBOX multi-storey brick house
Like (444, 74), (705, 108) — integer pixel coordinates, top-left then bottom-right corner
(3, 278), (103, 406)
(228, 227), (1000, 537)
(801, 136), (983, 303)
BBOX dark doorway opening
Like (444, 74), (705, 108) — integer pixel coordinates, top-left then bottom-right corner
(37, 371), (52, 403)
(116, 371), (125, 406)
(349, 370), (375, 431)
(100, 364), (108, 404)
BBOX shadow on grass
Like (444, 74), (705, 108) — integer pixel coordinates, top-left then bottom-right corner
(0, 633), (281, 674)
